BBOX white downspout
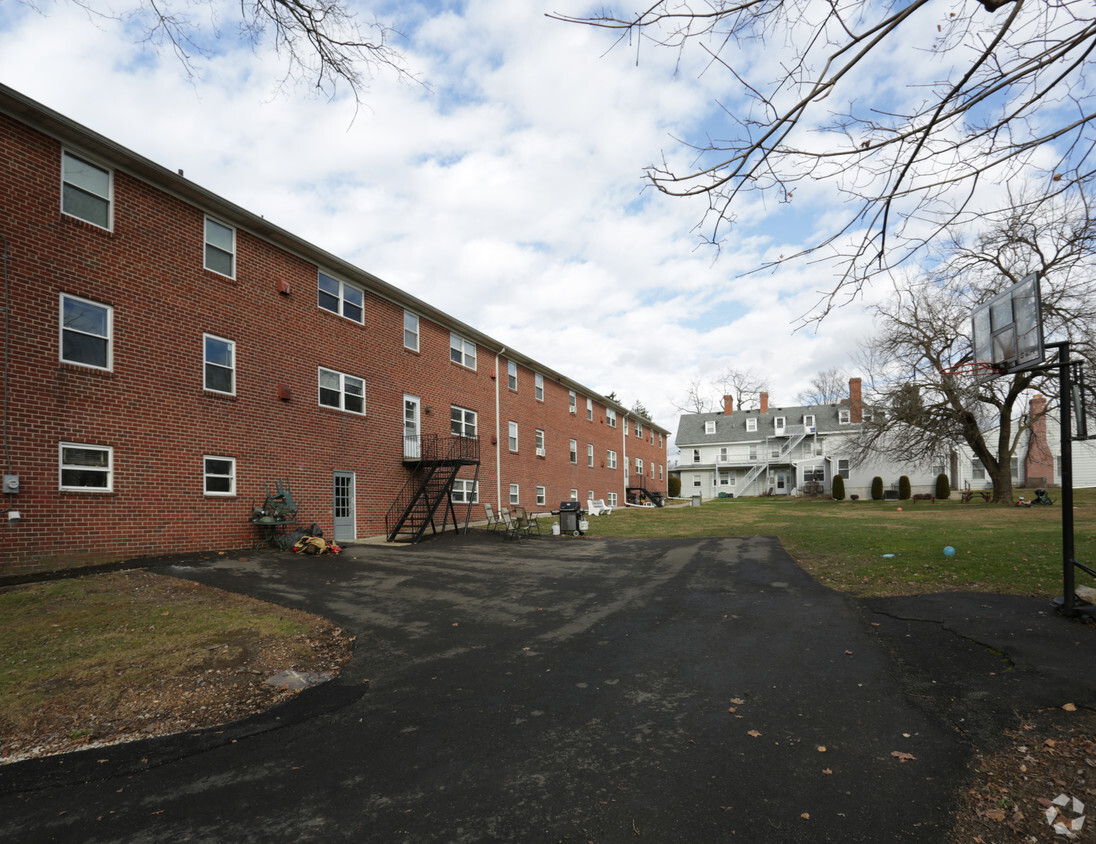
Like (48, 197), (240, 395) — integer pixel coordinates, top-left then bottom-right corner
(495, 349), (505, 509)
(621, 412), (630, 503)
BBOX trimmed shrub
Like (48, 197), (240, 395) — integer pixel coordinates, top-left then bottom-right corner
(668, 475), (681, 498)
(935, 473), (951, 500)
(898, 475), (911, 500)
(831, 474), (846, 501)
(871, 476), (884, 500)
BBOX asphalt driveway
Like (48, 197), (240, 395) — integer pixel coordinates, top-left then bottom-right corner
(1, 534), (1090, 842)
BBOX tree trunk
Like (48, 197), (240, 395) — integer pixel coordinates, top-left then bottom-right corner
(989, 465), (1014, 504)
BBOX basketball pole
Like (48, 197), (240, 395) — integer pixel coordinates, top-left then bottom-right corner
(1048, 341), (1078, 615)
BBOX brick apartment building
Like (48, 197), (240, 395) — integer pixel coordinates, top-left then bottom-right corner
(0, 84), (669, 575)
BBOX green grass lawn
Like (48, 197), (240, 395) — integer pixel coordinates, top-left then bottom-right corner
(563, 489), (1096, 597)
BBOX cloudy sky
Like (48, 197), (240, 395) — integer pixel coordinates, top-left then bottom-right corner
(0, 0), (903, 453)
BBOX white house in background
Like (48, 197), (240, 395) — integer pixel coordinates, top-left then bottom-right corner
(674, 378), (941, 499)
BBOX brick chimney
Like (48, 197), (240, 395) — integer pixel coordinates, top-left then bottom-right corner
(849, 378), (863, 424)
(759, 392), (768, 414)
(1024, 394), (1054, 486)
(723, 395), (734, 415)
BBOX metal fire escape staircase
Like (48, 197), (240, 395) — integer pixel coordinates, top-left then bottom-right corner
(737, 426), (810, 496)
(385, 434), (480, 543)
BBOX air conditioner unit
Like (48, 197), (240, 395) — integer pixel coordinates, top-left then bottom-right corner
(536, 447), (545, 457)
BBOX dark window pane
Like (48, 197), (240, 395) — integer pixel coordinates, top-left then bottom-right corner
(62, 185), (109, 227)
(62, 333), (108, 367)
(205, 245), (233, 276)
(320, 387), (340, 408)
(205, 364), (233, 393)
(206, 476), (232, 493)
(63, 298), (108, 335)
(62, 468), (108, 488)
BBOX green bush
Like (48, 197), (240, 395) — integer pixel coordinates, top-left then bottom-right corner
(871, 476), (884, 500)
(831, 474), (846, 501)
(935, 473), (951, 500)
(668, 475), (681, 498)
(898, 475), (911, 500)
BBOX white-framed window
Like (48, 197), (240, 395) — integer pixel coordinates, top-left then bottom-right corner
(509, 484), (520, 506)
(535, 429), (545, 457)
(450, 332), (477, 369)
(635, 421), (643, 438)
(318, 367), (365, 414)
(803, 465), (825, 483)
(204, 217), (235, 278)
(570, 489), (578, 501)
(452, 478), (479, 504)
(507, 360), (518, 390)
(692, 449), (700, 463)
(403, 311), (419, 351)
(587, 443), (594, 467)
(659, 433), (663, 448)
(606, 408), (617, 427)
(587, 397), (594, 420)
(931, 458), (946, 476)
(838, 458), (850, 479)
(749, 445), (758, 460)
(536, 485), (546, 506)
(636, 457), (644, 475)
(659, 464), (663, 480)
(569, 391), (577, 413)
(61, 150), (111, 229)
(746, 418), (757, 432)
(60, 293), (112, 370)
(838, 408), (851, 424)
(719, 447), (728, 462)
(624, 418), (630, 434)
(59, 442), (112, 491)
(774, 417), (786, 434)
(607, 450), (617, 469)
(1011, 456), (1020, 478)
(588, 489), (595, 502)
(317, 271), (364, 323)
(535, 373), (544, 401)
(803, 415), (815, 428)
(569, 439), (578, 464)
(451, 406), (477, 438)
(704, 420), (716, 435)
(509, 421), (519, 452)
(203, 334), (235, 395)
(972, 457), (985, 479)
(204, 455), (236, 496)
(608, 492), (618, 506)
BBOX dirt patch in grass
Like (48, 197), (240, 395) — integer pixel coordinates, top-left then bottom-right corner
(0, 569), (353, 765)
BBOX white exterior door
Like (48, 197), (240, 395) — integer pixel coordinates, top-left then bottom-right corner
(333, 471), (355, 542)
(404, 395), (421, 459)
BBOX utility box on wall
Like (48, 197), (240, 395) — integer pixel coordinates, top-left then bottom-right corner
(2, 475), (18, 494)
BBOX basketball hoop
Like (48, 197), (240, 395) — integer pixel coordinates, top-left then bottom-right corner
(940, 361), (1005, 380)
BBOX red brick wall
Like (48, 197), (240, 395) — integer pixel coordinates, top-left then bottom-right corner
(0, 109), (667, 574)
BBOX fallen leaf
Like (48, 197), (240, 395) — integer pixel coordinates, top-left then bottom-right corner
(823, 768), (833, 775)
(817, 745), (827, 752)
(748, 730), (762, 738)
(1062, 703), (1077, 712)
(730, 698), (745, 705)
(727, 707), (737, 713)
(800, 813), (810, 820)
(985, 808), (1006, 822)
(891, 751), (916, 762)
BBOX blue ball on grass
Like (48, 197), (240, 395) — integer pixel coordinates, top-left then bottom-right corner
(943, 546), (956, 557)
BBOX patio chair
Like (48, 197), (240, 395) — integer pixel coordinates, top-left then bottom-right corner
(483, 502), (502, 532)
(587, 498), (613, 516)
(499, 507), (531, 540)
(513, 505), (541, 535)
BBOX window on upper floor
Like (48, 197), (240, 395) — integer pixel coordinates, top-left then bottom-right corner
(204, 456), (236, 496)
(569, 391), (577, 413)
(587, 397), (594, 421)
(451, 406), (477, 438)
(719, 447), (728, 462)
(204, 217), (235, 278)
(624, 418), (630, 434)
(774, 416), (786, 433)
(318, 271), (364, 323)
(535, 429), (545, 457)
(803, 414), (815, 428)
(318, 367), (365, 415)
(569, 439), (578, 464)
(59, 442), (113, 492)
(509, 421), (519, 452)
(692, 449), (700, 463)
(62, 151), (111, 229)
(636, 457), (643, 474)
(535, 373), (544, 401)
(746, 418), (757, 433)
(60, 293), (112, 370)
(749, 445), (758, 461)
(508, 360), (517, 390)
(203, 334), (235, 395)
(450, 332), (477, 369)
(404, 311), (419, 351)
(587, 443), (594, 467)
(607, 450), (617, 469)
(606, 408), (617, 427)
(705, 421), (716, 435)
(635, 421), (643, 438)
(839, 408), (851, 424)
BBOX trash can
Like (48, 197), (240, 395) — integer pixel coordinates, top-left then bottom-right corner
(558, 501), (584, 535)
(691, 495), (702, 507)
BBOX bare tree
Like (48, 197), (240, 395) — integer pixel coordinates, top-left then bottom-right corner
(795, 368), (848, 406)
(713, 367), (768, 411)
(23, 0), (415, 100)
(672, 377), (714, 414)
(853, 190), (1096, 502)
(552, 1), (1096, 319)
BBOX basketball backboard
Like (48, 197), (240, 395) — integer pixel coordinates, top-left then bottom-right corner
(970, 272), (1044, 377)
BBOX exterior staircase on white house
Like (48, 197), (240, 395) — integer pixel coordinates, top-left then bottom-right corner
(735, 426), (812, 497)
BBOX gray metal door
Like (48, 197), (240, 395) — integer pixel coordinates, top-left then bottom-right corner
(333, 471), (355, 542)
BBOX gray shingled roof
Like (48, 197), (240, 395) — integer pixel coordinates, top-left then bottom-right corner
(675, 402), (859, 446)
